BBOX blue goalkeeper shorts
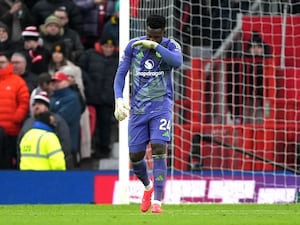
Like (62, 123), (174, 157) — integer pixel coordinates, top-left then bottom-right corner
(128, 110), (172, 153)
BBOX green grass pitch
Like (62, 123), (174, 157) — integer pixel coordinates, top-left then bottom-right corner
(0, 204), (299, 225)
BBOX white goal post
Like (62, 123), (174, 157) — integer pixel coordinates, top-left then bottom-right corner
(117, 0), (130, 204)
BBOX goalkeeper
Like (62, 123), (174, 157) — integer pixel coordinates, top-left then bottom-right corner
(114, 14), (182, 213)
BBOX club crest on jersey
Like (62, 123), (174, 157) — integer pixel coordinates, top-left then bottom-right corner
(144, 59), (155, 70)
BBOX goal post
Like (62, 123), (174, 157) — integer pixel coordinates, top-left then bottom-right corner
(118, 0), (300, 204)
(117, 0), (130, 204)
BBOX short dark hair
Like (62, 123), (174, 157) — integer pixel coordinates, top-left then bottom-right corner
(37, 72), (52, 86)
(35, 111), (53, 127)
(0, 52), (10, 60)
(146, 15), (166, 29)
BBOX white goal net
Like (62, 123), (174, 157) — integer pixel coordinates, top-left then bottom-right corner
(122, 0), (300, 204)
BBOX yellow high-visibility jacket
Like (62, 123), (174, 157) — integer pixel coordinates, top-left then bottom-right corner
(20, 128), (66, 170)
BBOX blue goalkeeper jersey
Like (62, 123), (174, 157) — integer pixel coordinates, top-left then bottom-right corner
(114, 36), (183, 114)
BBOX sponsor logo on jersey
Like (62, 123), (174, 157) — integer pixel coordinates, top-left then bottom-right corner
(144, 59), (154, 70)
(137, 71), (164, 77)
(136, 59), (164, 77)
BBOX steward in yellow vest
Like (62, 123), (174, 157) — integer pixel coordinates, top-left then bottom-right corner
(19, 111), (66, 170)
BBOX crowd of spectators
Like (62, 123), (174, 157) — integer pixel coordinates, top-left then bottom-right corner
(0, 0), (120, 170)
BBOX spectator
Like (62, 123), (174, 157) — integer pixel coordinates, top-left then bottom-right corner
(78, 32), (118, 159)
(29, 72), (54, 115)
(0, 21), (18, 57)
(18, 91), (73, 169)
(59, 65), (85, 97)
(50, 71), (81, 165)
(11, 52), (37, 93)
(0, 52), (29, 169)
(40, 15), (82, 62)
(74, 0), (116, 49)
(53, 6), (84, 62)
(102, 0), (119, 46)
(19, 111), (66, 170)
(48, 41), (78, 76)
(245, 32), (272, 122)
(59, 65), (91, 160)
(31, 0), (83, 35)
(227, 32), (272, 124)
(39, 15), (65, 54)
(0, 0), (34, 42)
(20, 25), (50, 74)
(245, 32), (272, 58)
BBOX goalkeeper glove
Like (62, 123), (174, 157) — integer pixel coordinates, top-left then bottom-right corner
(132, 40), (158, 49)
(114, 98), (130, 121)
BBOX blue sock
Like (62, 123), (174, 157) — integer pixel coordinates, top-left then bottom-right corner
(153, 154), (167, 201)
(132, 159), (150, 186)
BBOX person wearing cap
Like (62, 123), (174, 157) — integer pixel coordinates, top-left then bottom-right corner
(0, 52), (29, 169)
(18, 91), (73, 169)
(50, 71), (82, 165)
(78, 32), (119, 159)
(19, 25), (50, 75)
(19, 111), (66, 170)
(39, 15), (65, 53)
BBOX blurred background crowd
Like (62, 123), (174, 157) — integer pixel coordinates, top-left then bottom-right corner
(0, 0), (120, 170)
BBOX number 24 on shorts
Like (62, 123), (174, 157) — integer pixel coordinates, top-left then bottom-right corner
(159, 119), (171, 131)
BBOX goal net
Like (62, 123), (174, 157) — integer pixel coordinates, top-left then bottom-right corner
(123, 0), (300, 204)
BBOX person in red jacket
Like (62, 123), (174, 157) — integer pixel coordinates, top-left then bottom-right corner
(0, 52), (29, 169)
